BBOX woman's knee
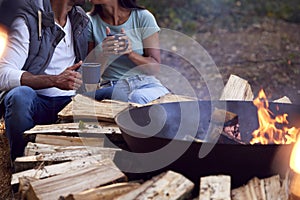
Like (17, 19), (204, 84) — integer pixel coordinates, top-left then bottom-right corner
(128, 90), (149, 104)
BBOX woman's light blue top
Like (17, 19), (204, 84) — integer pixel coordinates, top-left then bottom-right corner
(88, 9), (160, 80)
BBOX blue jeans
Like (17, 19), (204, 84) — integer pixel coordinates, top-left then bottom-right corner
(90, 75), (170, 104)
(4, 86), (72, 161)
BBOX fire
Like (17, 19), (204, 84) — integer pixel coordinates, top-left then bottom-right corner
(250, 89), (300, 145)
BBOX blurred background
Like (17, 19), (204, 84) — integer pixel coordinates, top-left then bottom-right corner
(84, 0), (300, 103)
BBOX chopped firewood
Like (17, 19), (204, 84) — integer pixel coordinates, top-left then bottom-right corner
(231, 184), (254, 200)
(24, 142), (107, 156)
(35, 134), (104, 147)
(247, 177), (266, 200)
(26, 159), (126, 200)
(199, 175), (231, 200)
(220, 74), (254, 101)
(280, 172), (289, 200)
(263, 175), (281, 200)
(231, 174), (287, 200)
(273, 96), (292, 104)
(115, 171), (194, 200)
(64, 182), (140, 200)
(17, 143), (119, 162)
(12, 155), (103, 185)
(114, 175), (160, 200)
(231, 177), (265, 200)
(145, 94), (197, 106)
(58, 94), (138, 122)
(24, 122), (121, 136)
(18, 176), (38, 200)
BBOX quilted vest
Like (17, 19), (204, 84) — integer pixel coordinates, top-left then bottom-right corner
(16, 0), (89, 75)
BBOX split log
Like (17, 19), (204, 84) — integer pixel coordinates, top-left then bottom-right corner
(18, 176), (39, 200)
(273, 96), (292, 104)
(263, 175), (281, 200)
(58, 94), (137, 122)
(231, 175), (287, 200)
(16, 143), (119, 162)
(114, 176), (159, 200)
(220, 74), (254, 101)
(245, 177), (266, 200)
(115, 171), (194, 200)
(231, 177), (265, 200)
(64, 182), (140, 200)
(24, 122), (121, 136)
(35, 134), (104, 147)
(199, 175), (231, 200)
(231, 184), (254, 200)
(145, 94), (197, 106)
(26, 159), (126, 200)
(24, 142), (108, 156)
(12, 155), (103, 185)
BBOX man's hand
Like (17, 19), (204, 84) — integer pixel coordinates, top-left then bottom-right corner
(21, 61), (83, 91)
(54, 61), (83, 90)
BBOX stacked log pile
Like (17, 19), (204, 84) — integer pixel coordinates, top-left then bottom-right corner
(12, 94), (198, 199)
(8, 74), (293, 199)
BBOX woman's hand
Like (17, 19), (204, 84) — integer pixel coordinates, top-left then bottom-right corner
(102, 27), (132, 55)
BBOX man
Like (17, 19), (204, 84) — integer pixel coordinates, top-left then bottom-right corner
(0, 0), (89, 161)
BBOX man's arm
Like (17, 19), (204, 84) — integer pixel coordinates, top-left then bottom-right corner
(21, 62), (82, 91)
(0, 17), (82, 91)
(0, 17), (28, 91)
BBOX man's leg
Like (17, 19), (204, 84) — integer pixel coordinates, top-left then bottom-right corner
(4, 86), (71, 161)
(4, 86), (37, 161)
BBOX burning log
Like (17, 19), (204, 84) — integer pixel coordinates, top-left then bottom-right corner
(25, 159), (126, 200)
(211, 108), (244, 144)
(199, 175), (231, 200)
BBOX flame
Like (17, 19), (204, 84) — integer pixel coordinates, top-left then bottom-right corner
(250, 89), (300, 145)
(290, 136), (300, 173)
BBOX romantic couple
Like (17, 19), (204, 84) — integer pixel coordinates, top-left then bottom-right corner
(0, 0), (170, 161)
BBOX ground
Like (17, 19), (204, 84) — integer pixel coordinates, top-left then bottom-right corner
(0, 133), (13, 199)
(0, 17), (299, 199)
(161, 17), (300, 103)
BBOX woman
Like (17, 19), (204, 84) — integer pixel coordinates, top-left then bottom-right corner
(86, 0), (170, 104)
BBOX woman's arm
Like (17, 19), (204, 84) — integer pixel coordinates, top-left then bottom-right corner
(127, 32), (161, 75)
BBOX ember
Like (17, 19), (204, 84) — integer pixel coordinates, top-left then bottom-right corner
(250, 89), (300, 145)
